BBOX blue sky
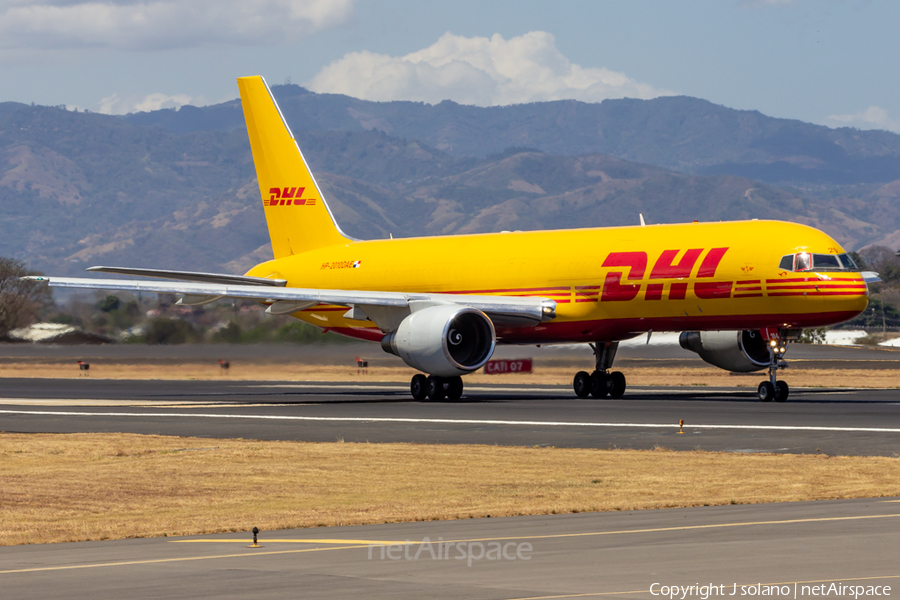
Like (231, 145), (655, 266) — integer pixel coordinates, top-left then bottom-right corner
(2, 0), (898, 132)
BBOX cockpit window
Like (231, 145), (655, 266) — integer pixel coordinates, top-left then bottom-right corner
(779, 252), (859, 272)
(837, 253), (859, 271)
(813, 254), (841, 270)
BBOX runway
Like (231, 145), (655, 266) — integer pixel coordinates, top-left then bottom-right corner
(1, 378), (899, 455)
(1, 497), (897, 599)
(2, 361), (898, 598)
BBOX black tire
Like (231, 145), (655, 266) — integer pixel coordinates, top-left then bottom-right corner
(608, 371), (627, 399)
(447, 376), (464, 401)
(573, 371), (592, 398)
(590, 371), (609, 398)
(775, 380), (789, 402)
(426, 376), (445, 401)
(758, 381), (775, 402)
(410, 374), (427, 400)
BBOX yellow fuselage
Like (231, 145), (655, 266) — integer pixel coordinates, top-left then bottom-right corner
(245, 219), (868, 344)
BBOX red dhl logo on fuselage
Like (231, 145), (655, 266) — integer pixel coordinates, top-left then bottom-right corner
(264, 187), (317, 207)
(575, 248), (865, 302)
(440, 248), (865, 305)
(581, 248), (730, 302)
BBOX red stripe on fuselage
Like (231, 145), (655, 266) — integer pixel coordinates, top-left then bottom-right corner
(768, 291), (867, 297)
(447, 286), (571, 294)
(766, 277), (863, 284)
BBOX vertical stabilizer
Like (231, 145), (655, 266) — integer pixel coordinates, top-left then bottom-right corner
(237, 75), (350, 258)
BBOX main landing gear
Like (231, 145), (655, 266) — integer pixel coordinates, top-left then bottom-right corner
(758, 337), (790, 403)
(573, 341), (627, 399)
(410, 373), (464, 401)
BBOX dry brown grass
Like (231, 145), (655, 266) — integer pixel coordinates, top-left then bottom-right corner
(1, 433), (898, 546)
(1, 361), (898, 388)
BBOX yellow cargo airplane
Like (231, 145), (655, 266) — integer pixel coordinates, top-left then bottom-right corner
(26, 76), (878, 402)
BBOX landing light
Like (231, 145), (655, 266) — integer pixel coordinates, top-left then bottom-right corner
(770, 340), (778, 347)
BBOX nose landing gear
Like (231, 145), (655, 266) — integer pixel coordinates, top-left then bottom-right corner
(573, 341), (627, 399)
(758, 338), (790, 402)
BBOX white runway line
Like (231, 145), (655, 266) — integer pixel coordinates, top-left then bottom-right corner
(1, 409), (899, 433)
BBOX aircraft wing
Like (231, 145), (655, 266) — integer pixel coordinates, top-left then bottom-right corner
(23, 275), (557, 329)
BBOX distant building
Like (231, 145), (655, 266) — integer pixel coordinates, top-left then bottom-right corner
(1, 323), (113, 345)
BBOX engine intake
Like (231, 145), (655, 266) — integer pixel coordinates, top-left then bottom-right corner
(679, 330), (770, 372)
(382, 305), (496, 376)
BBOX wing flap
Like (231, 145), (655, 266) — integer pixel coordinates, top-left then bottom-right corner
(86, 266), (286, 287)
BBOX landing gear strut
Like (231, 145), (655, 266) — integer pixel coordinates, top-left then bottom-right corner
(758, 337), (790, 402)
(573, 341), (627, 399)
(410, 374), (463, 401)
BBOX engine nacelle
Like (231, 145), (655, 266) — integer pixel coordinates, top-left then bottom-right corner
(381, 305), (496, 377)
(679, 330), (770, 372)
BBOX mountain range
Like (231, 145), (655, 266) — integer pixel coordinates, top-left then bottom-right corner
(1, 86), (899, 277)
(129, 85), (900, 186)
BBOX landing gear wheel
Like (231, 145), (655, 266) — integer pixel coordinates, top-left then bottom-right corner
(573, 371), (592, 398)
(426, 376), (445, 401)
(410, 374), (427, 400)
(447, 376), (464, 401)
(590, 371), (609, 398)
(774, 380), (789, 402)
(608, 371), (627, 399)
(758, 381), (775, 402)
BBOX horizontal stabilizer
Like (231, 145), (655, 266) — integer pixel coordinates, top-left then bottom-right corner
(862, 271), (881, 284)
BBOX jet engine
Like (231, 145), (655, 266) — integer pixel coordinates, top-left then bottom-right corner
(678, 330), (770, 372)
(381, 305), (496, 376)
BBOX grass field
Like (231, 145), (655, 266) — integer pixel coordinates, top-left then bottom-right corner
(1, 433), (898, 546)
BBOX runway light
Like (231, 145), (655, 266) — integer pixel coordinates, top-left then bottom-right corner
(678, 419), (685, 434)
(248, 526), (262, 548)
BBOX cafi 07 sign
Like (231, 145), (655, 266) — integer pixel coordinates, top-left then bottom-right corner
(484, 359), (533, 374)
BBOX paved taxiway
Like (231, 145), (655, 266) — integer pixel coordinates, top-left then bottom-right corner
(1, 497), (897, 599)
(1, 378), (898, 455)
(3, 338), (900, 368)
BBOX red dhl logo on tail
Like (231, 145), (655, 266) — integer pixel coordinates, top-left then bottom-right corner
(264, 187), (317, 207)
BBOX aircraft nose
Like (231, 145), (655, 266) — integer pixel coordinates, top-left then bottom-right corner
(826, 275), (870, 318)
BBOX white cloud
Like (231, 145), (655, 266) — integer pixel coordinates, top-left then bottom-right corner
(825, 106), (900, 134)
(307, 31), (673, 106)
(98, 91), (202, 114)
(0, 0), (353, 51)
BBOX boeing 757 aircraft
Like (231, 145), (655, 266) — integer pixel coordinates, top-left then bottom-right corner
(26, 76), (877, 402)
